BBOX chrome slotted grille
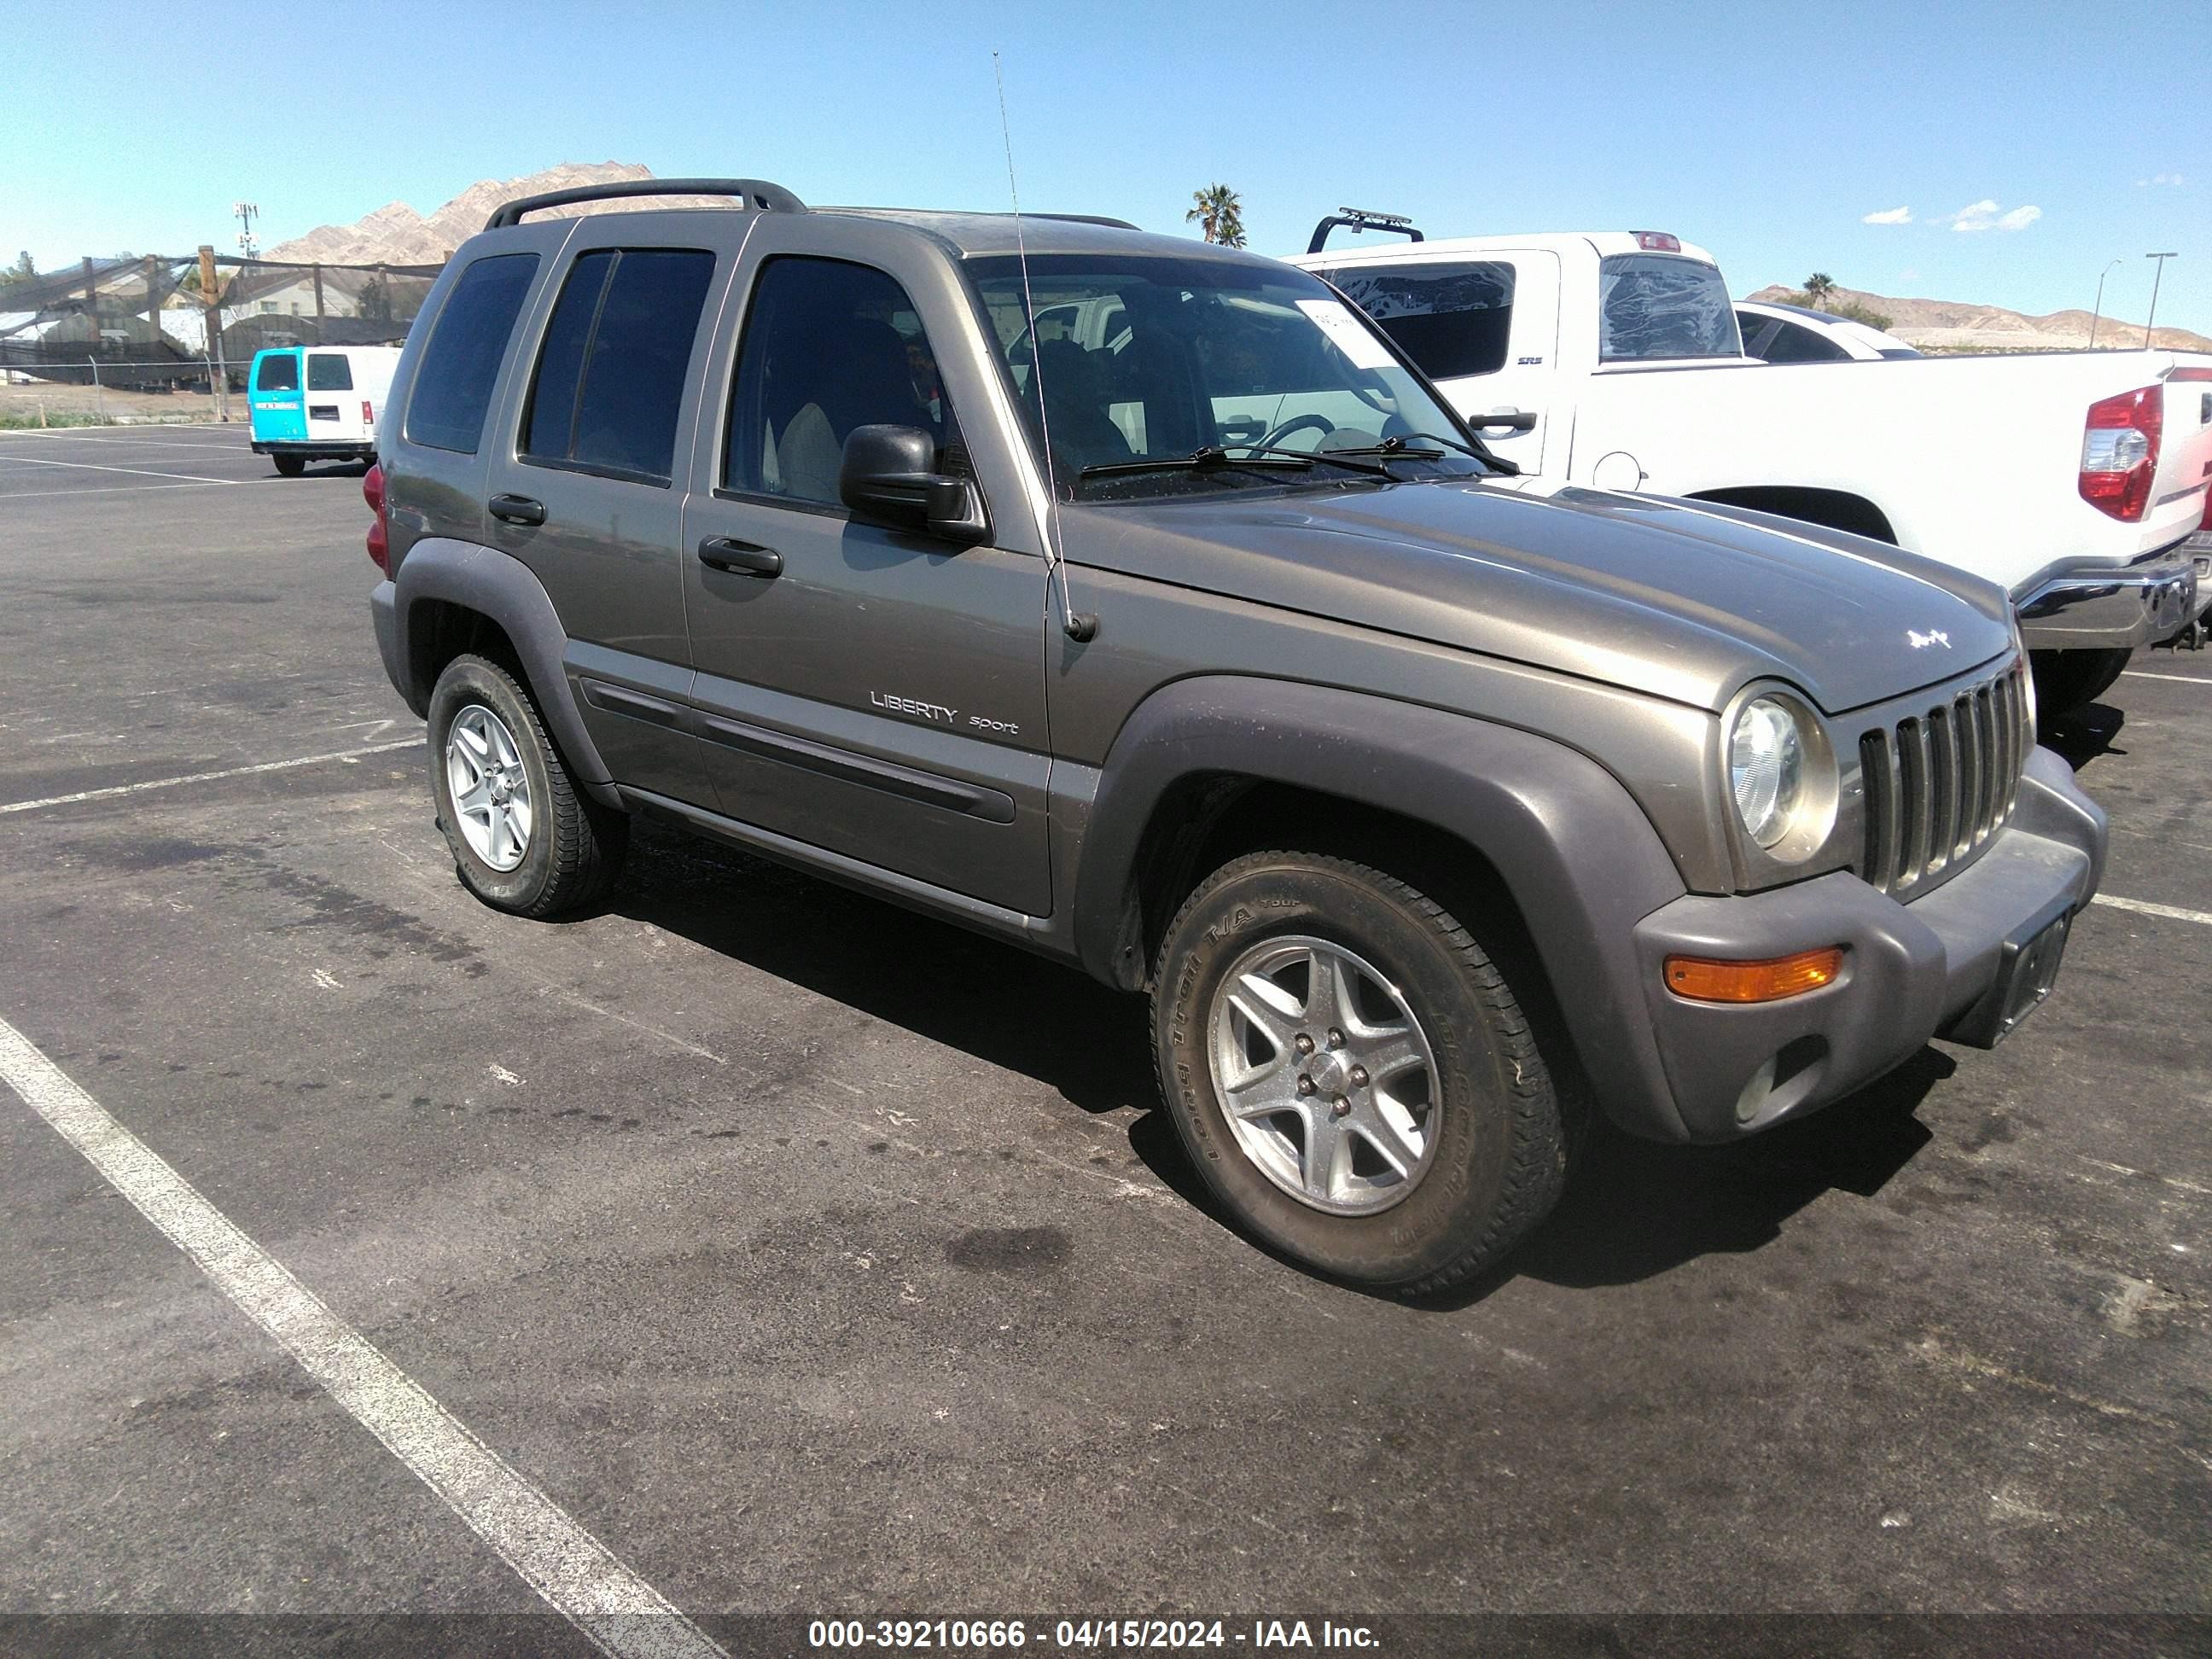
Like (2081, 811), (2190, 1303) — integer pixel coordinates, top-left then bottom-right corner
(1858, 661), (2028, 900)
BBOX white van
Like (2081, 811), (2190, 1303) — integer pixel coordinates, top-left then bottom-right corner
(247, 345), (403, 475)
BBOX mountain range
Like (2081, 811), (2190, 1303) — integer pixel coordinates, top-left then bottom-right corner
(1745, 282), (2211, 355)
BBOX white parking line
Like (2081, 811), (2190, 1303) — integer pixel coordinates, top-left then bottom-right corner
(0, 431), (253, 451)
(0, 737), (423, 814)
(0, 481), (236, 500)
(0, 453), (236, 485)
(2122, 671), (2211, 685)
(2093, 894), (2212, 928)
(0, 1018), (725, 1659)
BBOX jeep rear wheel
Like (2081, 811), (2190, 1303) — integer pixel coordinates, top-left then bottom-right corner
(1151, 852), (1569, 1295)
(428, 653), (626, 917)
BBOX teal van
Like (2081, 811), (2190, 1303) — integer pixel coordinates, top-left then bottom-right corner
(247, 345), (402, 475)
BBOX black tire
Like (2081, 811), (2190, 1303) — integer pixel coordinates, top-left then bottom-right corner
(427, 652), (627, 917)
(2030, 647), (2132, 723)
(272, 453), (306, 477)
(1150, 851), (1569, 1295)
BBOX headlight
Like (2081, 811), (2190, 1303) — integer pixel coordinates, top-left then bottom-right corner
(1730, 696), (1807, 848)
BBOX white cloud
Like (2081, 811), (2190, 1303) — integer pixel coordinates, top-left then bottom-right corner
(1900, 268), (1921, 282)
(1937, 198), (2040, 233)
(1862, 206), (1912, 225)
(2135, 172), (2185, 188)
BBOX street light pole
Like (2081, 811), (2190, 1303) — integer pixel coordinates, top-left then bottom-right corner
(2144, 252), (2178, 346)
(2088, 259), (2122, 348)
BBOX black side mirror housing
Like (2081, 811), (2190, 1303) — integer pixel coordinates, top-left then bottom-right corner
(838, 425), (988, 544)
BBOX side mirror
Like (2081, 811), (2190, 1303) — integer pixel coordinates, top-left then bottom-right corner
(838, 424), (988, 544)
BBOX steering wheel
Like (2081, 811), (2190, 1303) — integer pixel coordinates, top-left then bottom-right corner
(1252, 412), (1336, 452)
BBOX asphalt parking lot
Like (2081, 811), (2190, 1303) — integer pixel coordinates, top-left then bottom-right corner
(1, 424), (2207, 1654)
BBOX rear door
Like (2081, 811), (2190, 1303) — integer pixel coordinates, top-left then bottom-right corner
(249, 348), (306, 442)
(483, 217), (741, 804)
(304, 350), (363, 442)
(1315, 252), (1562, 469)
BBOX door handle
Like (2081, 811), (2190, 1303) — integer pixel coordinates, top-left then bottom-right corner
(1470, 409), (1538, 434)
(488, 493), (546, 527)
(697, 535), (783, 578)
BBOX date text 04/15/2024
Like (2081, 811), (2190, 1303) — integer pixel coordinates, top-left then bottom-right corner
(806, 1619), (1380, 1650)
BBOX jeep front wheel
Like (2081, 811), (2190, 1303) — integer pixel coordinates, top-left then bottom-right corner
(1150, 852), (1569, 1295)
(427, 653), (626, 917)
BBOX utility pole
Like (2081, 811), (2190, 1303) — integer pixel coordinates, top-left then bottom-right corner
(199, 244), (229, 422)
(233, 201), (259, 261)
(2088, 259), (2122, 348)
(2144, 252), (2178, 346)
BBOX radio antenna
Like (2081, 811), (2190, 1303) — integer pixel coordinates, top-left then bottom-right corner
(994, 50), (1097, 643)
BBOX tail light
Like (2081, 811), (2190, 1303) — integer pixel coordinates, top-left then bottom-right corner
(2078, 385), (2162, 521)
(362, 399), (375, 426)
(1633, 230), (1682, 253)
(364, 462), (389, 573)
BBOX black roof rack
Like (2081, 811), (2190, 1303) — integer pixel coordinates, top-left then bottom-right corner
(1307, 207), (1423, 255)
(486, 178), (807, 230)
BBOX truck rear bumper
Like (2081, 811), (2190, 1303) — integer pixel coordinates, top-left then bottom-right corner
(2015, 544), (2200, 649)
(1615, 747), (2104, 1144)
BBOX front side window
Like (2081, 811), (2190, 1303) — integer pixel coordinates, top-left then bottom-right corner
(405, 252), (540, 455)
(724, 257), (959, 508)
(965, 253), (1487, 502)
(1318, 260), (1516, 380)
(254, 352), (299, 392)
(521, 247), (715, 485)
(1598, 254), (1741, 362)
(306, 352), (353, 391)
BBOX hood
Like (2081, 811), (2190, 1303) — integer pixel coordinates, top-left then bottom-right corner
(1060, 479), (2013, 713)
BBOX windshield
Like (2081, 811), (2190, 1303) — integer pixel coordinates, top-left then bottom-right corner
(1598, 254), (1742, 361)
(964, 254), (1490, 501)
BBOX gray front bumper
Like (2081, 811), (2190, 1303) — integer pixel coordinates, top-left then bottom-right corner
(2015, 544), (2201, 650)
(1620, 746), (2105, 1144)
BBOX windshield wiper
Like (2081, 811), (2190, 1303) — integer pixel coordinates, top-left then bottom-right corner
(1078, 444), (1392, 482)
(1325, 432), (1522, 476)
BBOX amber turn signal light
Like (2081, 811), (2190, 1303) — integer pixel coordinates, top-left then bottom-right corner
(1663, 947), (1844, 1004)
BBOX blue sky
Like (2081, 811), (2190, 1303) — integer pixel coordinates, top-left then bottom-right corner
(6, 0), (2206, 330)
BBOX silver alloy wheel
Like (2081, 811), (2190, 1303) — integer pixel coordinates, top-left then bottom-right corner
(445, 703), (533, 873)
(1205, 934), (1442, 1216)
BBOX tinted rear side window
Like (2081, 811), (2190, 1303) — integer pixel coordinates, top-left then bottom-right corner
(1319, 261), (1516, 379)
(1598, 254), (1740, 361)
(405, 253), (540, 454)
(521, 248), (713, 484)
(254, 352), (299, 392)
(306, 353), (354, 391)
(1760, 320), (1849, 364)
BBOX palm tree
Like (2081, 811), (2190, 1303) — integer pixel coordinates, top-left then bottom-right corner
(1186, 183), (1247, 248)
(1803, 271), (1837, 309)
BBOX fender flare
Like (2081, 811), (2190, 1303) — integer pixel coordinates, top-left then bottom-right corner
(391, 537), (618, 803)
(1072, 677), (1696, 1138)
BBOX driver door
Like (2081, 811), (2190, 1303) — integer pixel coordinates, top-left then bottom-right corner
(677, 230), (1054, 917)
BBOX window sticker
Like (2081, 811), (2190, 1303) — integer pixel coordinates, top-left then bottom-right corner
(1295, 299), (1395, 370)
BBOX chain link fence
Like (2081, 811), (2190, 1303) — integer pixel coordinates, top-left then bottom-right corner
(0, 251), (443, 422)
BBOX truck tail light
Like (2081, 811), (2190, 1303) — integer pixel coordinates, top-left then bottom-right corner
(2078, 385), (2162, 522)
(364, 462), (389, 573)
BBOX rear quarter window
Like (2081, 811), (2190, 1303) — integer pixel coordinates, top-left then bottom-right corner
(1598, 255), (1741, 361)
(404, 253), (541, 454)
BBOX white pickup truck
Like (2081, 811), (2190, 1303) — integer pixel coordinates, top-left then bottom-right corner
(1289, 217), (2212, 713)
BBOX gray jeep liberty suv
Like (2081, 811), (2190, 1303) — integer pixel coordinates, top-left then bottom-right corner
(364, 178), (2108, 1294)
